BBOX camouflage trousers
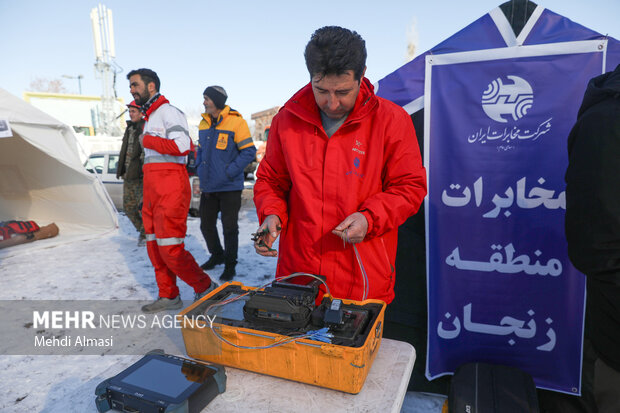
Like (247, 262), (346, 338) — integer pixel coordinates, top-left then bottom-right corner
(123, 179), (144, 237)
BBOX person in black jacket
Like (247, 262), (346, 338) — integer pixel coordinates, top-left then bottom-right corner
(564, 64), (620, 412)
(117, 100), (145, 242)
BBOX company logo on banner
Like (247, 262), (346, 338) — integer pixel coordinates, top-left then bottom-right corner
(482, 75), (534, 122)
(424, 44), (602, 394)
(469, 75), (551, 149)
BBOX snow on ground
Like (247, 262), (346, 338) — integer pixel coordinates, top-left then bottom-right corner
(0, 193), (444, 412)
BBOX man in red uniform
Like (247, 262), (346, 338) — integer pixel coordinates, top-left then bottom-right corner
(127, 68), (217, 313)
(253, 27), (427, 303)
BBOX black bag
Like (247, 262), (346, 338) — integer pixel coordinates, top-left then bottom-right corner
(448, 362), (539, 413)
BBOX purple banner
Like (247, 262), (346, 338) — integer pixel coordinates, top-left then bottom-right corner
(425, 46), (605, 393)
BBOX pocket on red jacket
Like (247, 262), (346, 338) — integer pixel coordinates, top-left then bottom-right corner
(357, 235), (395, 296)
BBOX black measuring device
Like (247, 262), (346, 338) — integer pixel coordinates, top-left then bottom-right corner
(95, 351), (225, 413)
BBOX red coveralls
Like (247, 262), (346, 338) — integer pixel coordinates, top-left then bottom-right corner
(141, 95), (211, 298)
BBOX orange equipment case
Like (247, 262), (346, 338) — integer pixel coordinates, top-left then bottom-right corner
(178, 281), (386, 394)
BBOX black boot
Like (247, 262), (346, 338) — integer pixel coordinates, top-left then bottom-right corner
(200, 254), (224, 270)
(220, 263), (236, 281)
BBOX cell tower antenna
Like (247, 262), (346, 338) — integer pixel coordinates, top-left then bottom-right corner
(90, 4), (122, 135)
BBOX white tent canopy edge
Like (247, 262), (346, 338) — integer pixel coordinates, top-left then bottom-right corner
(0, 88), (118, 255)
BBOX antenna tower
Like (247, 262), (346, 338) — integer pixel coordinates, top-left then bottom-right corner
(90, 4), (122, 135)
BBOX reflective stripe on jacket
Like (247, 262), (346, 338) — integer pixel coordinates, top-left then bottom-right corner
(141, 95), (192, 169)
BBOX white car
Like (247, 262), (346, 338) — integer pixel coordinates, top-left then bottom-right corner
(84, 151), (201, 215)
(84, 151), (123, 210)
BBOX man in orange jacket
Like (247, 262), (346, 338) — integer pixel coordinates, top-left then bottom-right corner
(253, 27), (427, 303)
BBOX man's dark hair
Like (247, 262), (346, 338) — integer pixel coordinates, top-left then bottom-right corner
(127, 68), (160, 92)
(304, 26), (367, 81)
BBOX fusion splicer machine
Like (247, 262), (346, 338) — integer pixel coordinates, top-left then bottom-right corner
(95, 351), (225, 413)
(205, 277), (381, 348)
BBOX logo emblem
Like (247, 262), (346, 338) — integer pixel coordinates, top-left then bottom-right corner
(215, 133), (228, 150)
(481, 75), (533, 123)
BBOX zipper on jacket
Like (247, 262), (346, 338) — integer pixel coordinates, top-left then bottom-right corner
(381, 238), (395, 274)
(380, 238), (395, 294)
(309, 128), (318, 168)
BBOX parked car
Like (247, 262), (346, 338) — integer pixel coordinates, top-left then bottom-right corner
(188, 173), (201, 217)
(84, 151), (123, 210)
(186, 148), (201, 217)
(84, 151), (201, 216)
(243, 126), (269, 180)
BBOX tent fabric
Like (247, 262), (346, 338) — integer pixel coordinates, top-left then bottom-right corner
(376, 6), (620, 114)
(0, 88), (118, 241)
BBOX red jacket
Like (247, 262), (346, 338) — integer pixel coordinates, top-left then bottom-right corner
(254, 78), (427, 303)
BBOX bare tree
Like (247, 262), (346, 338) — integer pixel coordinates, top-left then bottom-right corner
(29, 77), (69, 94)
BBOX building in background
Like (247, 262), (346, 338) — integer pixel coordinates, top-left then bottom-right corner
(23, 91), (126, 161)
(23, 91), (126, 136)
(251, 106), (279, 142)
(247, 106), (279, 177)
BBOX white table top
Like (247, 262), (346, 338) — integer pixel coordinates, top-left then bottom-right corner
(203, 338), (416, 413)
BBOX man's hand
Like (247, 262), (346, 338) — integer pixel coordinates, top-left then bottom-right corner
(253, 215), (281, 257)
(332, 212), (368, 244)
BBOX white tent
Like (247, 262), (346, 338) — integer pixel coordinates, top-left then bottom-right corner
(0, 88), (118, 246)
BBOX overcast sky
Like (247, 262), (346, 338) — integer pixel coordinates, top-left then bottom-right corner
(1, 0), (618, 121)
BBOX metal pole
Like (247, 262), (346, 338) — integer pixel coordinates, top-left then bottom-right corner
(62, 74), (84, 94)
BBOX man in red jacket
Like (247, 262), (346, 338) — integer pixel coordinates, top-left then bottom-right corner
(253, 26), (427, 303)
